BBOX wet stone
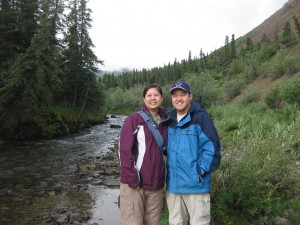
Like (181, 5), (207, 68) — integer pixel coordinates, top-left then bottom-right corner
(92, 179), (103, 185)
(106, 179), (120, 186)
(56, 215), (68, 224)
(69, 212), (83, 222)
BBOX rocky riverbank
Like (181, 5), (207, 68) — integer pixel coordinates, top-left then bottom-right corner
(44, 142), (121, 225)
(0, 139), (122, 225)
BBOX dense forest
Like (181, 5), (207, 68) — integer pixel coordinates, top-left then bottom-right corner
(0, 0), (105, 140)
(1, 0), (300, 224)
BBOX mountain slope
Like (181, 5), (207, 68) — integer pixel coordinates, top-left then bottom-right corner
(237, 0), (300, 46)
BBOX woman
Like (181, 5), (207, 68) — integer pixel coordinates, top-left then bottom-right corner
(118, 83), (169, 225)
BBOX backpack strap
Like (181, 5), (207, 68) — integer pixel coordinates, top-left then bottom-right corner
(138, 111), (166, 153)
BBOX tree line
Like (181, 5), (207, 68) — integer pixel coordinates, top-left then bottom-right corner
(100, 18), (300, 91)
(102, 17), (300, 113)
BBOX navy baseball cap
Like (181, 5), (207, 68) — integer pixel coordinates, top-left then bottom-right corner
(169, 81), (192, 94)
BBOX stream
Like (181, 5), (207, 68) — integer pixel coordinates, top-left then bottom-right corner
(0, 115), (127, 225)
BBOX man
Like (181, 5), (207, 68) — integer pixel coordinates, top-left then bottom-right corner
(166, 81), (221, 225)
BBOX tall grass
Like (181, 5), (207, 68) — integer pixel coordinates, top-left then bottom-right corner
(210, 104), (300, 224)
(160, 103), (300, 224)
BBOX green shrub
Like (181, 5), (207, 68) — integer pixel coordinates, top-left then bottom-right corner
(265, 86), (284, 110)
(243, 64), (258, 82)
(210, 105), (300, 224)
(184, 73), (225, 108)
(228, 58), (244, 75)
(242, 54), (260, 82)
(265, 74), (300, 110)
(258, 44), (276, 61)
(106, 86), (144, 112)
(241, 91), (260, 105)
(282, 76), (300, 108)
(50, 106), (79, 122)
(225, 79), (243, 100)
(38, 123), (65, 138)
(271, 50), (297, 78)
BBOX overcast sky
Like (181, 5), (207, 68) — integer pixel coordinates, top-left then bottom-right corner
(88, 0), (288, 72)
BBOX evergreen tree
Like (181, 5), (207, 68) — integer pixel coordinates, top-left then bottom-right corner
(173, 58), (181, 81)
(293, 16), (300, 36)
(230, 34), (236, 59)
(245, 37), (254, 52)
(0, 0), (17, 69)
(187, 50), (194, 72)
(261, 33), (269, 44)
(0, 0), (38, 73)
(18, 0), (39, 52)
(281, 22), (294, 46)
(0, 0), (63, 127)
(62, 0), (103, 113)
(222, 35), (230, 66)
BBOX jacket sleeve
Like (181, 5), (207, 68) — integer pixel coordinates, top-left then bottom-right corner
(196, 112), (221, 178)
(119, 114), (140, 188)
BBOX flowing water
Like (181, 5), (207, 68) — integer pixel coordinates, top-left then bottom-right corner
(0, 115), (127, 225)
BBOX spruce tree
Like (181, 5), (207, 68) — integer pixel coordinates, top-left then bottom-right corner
(230, 34), (236, 59)
(62, 0), (103, 114)
(281, 22), (293, 45)
(222, 35), (230, 66)
(246, 37), (254, 52)
(0, 0), (38, 70)
(293, 16), (300, 36)
(0, 0), (63, 129)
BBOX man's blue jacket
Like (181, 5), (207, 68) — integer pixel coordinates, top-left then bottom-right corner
(166, 102), (221, 193)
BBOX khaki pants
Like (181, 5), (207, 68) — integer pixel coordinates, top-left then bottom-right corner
(166, 192), (211, 225)
(120, 182), (163, 225)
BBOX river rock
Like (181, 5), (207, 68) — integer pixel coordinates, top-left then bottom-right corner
(105, 168), (115, 175)
(106, 179), (120, 186)
(78, 184), (88, 191)
(56, 207), (69, 214)
(48, 191), (55, 196)
(56, 214), (68, 224)
(92, 179), (103, 185)
(110, 124), (121, 128)
(274, 216), (291, 225)
(92, 171), (102, 177)
(54, 183), (62, 192)
(69, 212), (83, 222)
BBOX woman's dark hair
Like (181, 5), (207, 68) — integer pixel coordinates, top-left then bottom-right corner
(143, 83), (163, 97)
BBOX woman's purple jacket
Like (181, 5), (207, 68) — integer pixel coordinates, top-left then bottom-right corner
(118, 106), (169, 191)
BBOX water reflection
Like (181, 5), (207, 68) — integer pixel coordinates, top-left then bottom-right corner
(88, 187), (121, 224)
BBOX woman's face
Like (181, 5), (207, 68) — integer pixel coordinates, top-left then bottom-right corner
(144, 88), (163, 111)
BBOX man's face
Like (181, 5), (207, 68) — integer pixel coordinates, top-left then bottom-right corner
(171, 89), (192, 115)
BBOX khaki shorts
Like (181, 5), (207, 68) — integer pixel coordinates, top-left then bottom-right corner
(120, 183), (163, 225)
(166, 192), (211, 225)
